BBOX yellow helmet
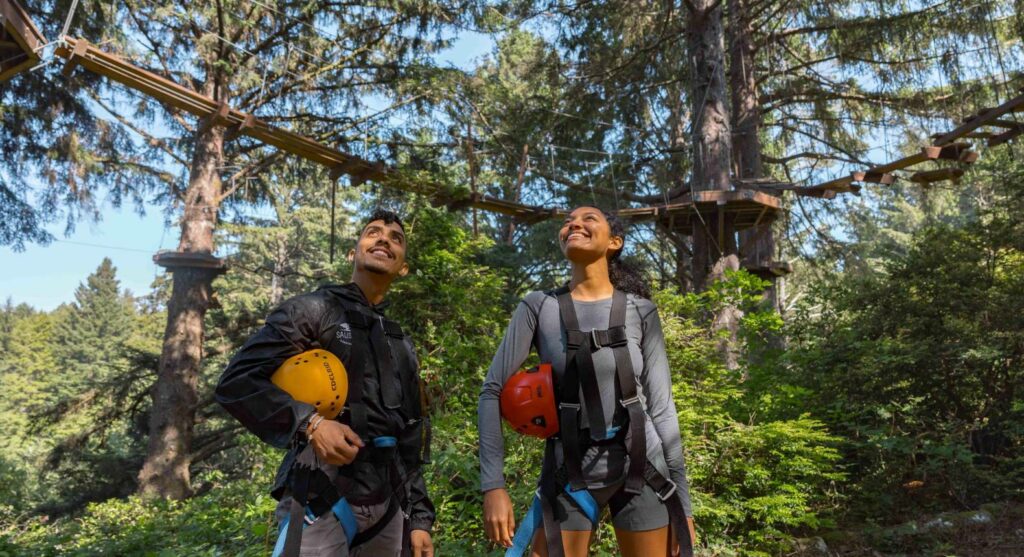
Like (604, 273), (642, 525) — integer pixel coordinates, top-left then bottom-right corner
(271, 350), (349, 419)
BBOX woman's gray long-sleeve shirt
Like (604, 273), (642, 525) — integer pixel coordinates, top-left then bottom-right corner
(478, 290), (693, 516)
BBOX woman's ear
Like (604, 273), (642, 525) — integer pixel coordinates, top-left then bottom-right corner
(609, 235), (624, 253)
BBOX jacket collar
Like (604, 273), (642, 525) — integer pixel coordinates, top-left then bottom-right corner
(319, 282), (391, 313)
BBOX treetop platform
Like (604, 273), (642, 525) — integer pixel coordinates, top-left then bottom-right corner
(153, 251), (227, 274)
(617, 189), (783, 234)
(0, 0), (44, 82)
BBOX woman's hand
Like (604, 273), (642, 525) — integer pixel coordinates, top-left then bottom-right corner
(483, 488), (516, 548)
(670, 517), (697, 556)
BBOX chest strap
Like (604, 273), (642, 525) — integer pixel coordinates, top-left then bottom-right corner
(345, 309), (404, 418)
(555, 288), (647, 494)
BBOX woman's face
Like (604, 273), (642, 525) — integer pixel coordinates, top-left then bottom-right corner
(558, 206), (624, 263)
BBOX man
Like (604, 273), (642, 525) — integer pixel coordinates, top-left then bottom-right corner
(216, 209), (434, 557)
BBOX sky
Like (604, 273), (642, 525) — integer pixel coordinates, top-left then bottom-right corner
(0, 31), (495, 311)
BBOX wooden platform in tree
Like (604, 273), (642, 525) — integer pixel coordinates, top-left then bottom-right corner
(617, 189), (783, 234)
(0, 0), (44, 82)
(742, 259), (792, 278)
(7, 0), (1024, 234)
(153, 251), (227, 273)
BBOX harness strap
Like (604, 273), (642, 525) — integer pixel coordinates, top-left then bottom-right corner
(554, 292), (585, 490)
(272, 494), (399, 557)
(343, 310), (371, 437)
(610, 290), (647, 494)
(504, 484), (598, 557)
(557, 289), (608, 440)
(280, 446), (315, 557)
(370, 315), (403, 409)
(643, 464), (694, 557)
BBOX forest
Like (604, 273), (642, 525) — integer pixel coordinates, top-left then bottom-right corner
(1, 0), (1023, 555)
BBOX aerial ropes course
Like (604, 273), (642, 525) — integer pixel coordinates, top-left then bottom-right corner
(2, 0), (1023, 236)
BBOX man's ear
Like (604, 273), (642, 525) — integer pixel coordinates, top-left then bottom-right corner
(346, 248), (356, 263)
(398, 262), (410, 277)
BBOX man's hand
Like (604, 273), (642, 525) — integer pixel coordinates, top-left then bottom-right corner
(410, 529), (434, 557)
(307, 420), (364, 465)
(483, 488), (515, 548)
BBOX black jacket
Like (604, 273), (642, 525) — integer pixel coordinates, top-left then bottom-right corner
(215, 283), (434, 533)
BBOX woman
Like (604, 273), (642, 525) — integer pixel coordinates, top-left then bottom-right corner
(478, 206), (696, 557)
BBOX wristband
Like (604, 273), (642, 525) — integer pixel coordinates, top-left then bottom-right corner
(308, 414), (326, 435)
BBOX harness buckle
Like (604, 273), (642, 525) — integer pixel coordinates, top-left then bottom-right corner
(590, 329), (600, 347)
(620, 395), (642, 407)
(559, 402), (581, 411)
(654, 479), (677, 502)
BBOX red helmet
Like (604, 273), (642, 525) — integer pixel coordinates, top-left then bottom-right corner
(500, 363), (559, 439)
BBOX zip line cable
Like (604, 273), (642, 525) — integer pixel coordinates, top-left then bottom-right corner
(54, 239), (153, 254)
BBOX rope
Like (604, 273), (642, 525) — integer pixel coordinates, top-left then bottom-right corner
(59, 0), (82, 40)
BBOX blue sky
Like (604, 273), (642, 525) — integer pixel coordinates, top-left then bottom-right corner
(0, 204), (170, 310)
(0, 31), (495, 311)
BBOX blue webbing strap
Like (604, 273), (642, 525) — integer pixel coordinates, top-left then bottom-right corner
(271, 500), (359, 557)
(504, 485), (599, 557)
(373, 436), (397, 448)
(272, 436), (397, 556)
(331, 497), (359, 543)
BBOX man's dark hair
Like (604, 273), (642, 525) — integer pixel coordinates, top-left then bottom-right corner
(362, 208), (404, 232)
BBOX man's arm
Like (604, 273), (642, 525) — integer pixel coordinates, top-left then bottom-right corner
(406, 463), (436, 533)
(215, 295), (325, 448)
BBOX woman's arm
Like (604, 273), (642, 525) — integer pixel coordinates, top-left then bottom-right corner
(478, 295), (540, 547)
(639, 304), (694, 518)
(478, 296), (541, 491)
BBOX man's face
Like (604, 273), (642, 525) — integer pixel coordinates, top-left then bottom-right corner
(349, 219), (409, 279)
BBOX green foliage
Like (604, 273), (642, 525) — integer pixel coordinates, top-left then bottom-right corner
(657, 272), (844, 556)
(785, 208), (1024, 521)
(2, 467), (278, 557)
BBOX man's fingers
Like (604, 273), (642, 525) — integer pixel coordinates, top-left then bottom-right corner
(336, 438), (359, 461)
(340, 424), (365, 447)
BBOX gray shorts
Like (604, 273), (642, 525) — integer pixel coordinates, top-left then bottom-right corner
(274, 496), (403, 557)
(557, 481), (669, 532)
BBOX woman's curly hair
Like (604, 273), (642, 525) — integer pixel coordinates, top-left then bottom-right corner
(603, 210), (651, 299)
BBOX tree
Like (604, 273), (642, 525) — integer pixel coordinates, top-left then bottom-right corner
(52, 258), (135, 391)
(5, 0), (472, 499)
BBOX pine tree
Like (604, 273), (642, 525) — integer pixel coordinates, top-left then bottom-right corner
(52, 258), (135, 393)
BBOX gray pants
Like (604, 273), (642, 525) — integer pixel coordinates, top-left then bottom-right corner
(275, 496), (404, 557)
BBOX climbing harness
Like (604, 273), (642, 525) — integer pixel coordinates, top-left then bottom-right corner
(506, 288), (693, 557)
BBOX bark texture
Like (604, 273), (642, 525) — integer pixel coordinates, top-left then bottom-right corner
(688, 0), (736, 292)
(137, 120), (225, 500)
(728, 0), (784, 313)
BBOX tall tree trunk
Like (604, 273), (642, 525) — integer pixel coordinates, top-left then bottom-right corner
(138, 117), (225, 500)
(688, 0), (742, 369)
(688, 0), (736, 292)
(728, 0), (783, 313)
